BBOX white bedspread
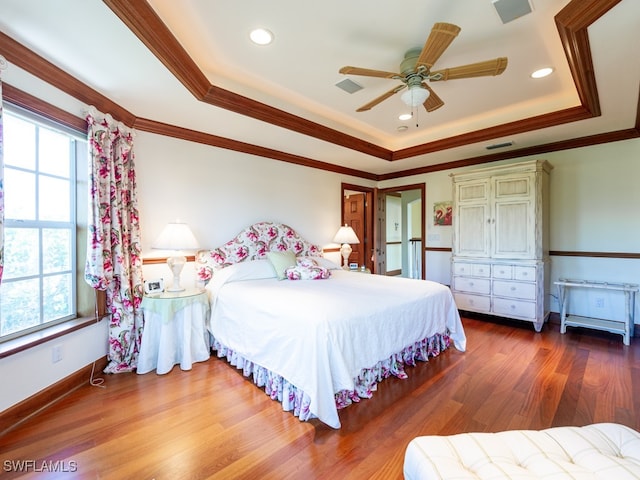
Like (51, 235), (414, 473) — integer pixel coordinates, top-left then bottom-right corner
(206, 265), (465, 428)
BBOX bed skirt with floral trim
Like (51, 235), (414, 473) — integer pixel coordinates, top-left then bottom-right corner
(210, 331), (451, 423)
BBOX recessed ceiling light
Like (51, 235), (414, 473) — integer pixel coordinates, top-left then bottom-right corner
(249, 28), (274, 46)
(398, 113), (412, 121)
(531, 67), (554, 79)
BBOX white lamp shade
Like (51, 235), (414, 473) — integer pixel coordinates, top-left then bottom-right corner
(333, 225), (360, 245)
(152, 222), (199, 251)
(152, 222), (198, 292)
(401, 85), (430, 106)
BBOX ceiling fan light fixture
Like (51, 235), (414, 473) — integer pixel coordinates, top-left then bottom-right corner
(249, 28), (274, 45)
(400, 85), (430, 106)
(398, 113), (412, 121)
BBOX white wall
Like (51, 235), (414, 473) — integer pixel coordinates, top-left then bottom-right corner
(0, 320), (108, 412)
(135, 131), (369, 288)
(381, 138), (640, 323)
(3, 62), (639, 413)
(0, 126), (370, 413)
(145, 134), (639, 313)
(545, 141), (640, 319)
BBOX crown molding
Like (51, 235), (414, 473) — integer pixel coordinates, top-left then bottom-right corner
(0, 0), (637, 182)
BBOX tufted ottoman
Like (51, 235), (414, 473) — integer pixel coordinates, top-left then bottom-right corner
(403, 423), (640, 479)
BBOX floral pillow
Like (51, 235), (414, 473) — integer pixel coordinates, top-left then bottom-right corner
(285, 257), (331, 280)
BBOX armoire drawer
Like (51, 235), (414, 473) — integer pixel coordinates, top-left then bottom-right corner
(453, 277), (491, 295)
(453, 262), (491, 277)
(514, 266), (536, 281)
(493, 297), (536, 319)
(453, 293), (491, 312)
(472, 263), (491, 277)
(492, 264), (513, 279)
(492, 280), (536, 300)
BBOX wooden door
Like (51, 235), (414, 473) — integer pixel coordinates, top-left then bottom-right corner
(341, 184), (375, 273)
(343, 192), (365, 267)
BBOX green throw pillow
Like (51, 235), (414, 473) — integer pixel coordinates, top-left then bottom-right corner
(266, 250), (297, 280)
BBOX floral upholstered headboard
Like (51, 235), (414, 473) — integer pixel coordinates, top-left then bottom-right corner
(195, 221), (322, 283)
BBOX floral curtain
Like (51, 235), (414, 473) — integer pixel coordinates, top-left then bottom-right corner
(85, 107), (144, 373)
(0, 56), (6, 285)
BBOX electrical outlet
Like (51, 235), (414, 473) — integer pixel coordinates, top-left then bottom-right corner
(52, 345), (63, 363)
(594, 297), (605, 308)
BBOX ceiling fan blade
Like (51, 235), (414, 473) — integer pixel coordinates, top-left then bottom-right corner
(430, 57), (508, 81)
(356, 85), (406, 112)
(415, 23), (461, 71)
(421, 83), (444, 112)
(339, 66), (400, 79)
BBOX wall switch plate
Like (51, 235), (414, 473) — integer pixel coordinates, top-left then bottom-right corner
(594, 297), (605, 308)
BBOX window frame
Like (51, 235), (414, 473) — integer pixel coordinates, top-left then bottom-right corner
(0, 92), (107, 353)
(1, 106), (79, 340)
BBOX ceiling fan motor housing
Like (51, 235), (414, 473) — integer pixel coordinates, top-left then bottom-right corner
(400, 47), (424, 75)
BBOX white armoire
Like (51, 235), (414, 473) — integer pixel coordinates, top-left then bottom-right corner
(450, 160), (552, 331)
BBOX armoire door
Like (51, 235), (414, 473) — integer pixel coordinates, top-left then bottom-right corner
(492, 173), (534, 258)
(454, 178), (490, 257)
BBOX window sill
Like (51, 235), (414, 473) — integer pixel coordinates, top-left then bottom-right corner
(0, 314), (109, 359)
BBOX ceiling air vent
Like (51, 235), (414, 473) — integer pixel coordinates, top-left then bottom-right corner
(486, 141), (514, 150)
(335, 78), (363, 94)
(492, 0), (533, 24)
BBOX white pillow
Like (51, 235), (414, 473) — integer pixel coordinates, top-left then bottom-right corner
(212, 259), (276, 287)
(303, 256), (341, 270)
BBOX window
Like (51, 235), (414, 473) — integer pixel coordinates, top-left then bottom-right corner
(1, 107), (84, 341)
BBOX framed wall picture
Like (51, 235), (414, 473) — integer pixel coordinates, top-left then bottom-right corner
(144, 278), (164, 295)
(433, 201), (452, 226)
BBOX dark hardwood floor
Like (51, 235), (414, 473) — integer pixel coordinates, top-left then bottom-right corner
(1, 315), (639, 479)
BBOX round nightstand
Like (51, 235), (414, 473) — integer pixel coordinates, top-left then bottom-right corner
(137, 288), (210, 374)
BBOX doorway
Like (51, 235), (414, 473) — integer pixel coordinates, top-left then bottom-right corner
(341, 183), (425, 279)
(378, 185), (425, 279)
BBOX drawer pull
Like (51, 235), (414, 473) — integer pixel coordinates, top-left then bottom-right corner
(499, 270), (505, 274)
(522, 272), (528, 276)
(469, 282), (474, 286)
(510, 304), (516, 309)
(510, 286), (516, 291)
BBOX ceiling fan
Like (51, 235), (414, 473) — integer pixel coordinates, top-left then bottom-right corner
(339, 22), (508, 113)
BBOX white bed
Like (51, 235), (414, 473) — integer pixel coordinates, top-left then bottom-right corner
(196, 222), (466, 428)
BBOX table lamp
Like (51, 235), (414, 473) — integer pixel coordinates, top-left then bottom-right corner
(152, 221), (199, 292)
(333, 224), (360, 270)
